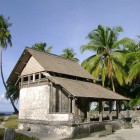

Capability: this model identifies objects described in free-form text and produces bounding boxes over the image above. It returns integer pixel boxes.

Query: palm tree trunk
[111,77,115,92]
[0,48,19,114]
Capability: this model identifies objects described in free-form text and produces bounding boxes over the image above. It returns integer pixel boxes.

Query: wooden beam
[14,71,20,75]
[20,61,27,65]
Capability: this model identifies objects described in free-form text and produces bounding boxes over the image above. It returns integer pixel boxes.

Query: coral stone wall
[19,85,50,121]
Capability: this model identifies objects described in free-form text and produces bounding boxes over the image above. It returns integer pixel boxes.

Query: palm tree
[125,50,140,83]
[5,83,19,103]
[61,48,79,62]
[0,15,18,113]
[32,42,53,53]
[81,25,131,92]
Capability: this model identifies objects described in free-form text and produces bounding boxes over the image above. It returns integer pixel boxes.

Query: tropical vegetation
[81,25,140,108]
[0,15,18,113]
[61,48,79,61]
[32,42,52,53]
[81,25,131,92]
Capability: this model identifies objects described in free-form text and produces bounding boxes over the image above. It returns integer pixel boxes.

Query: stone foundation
[18,120,124,138]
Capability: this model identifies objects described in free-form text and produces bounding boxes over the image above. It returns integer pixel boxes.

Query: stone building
[7,48,129,138]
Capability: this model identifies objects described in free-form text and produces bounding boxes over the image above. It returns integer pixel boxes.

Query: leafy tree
[61,48,79,62]
[0,15,18,113]
[81,25,131,92]
[32,42,52,53]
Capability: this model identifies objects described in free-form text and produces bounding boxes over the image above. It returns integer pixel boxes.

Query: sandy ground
[75,124,140,140]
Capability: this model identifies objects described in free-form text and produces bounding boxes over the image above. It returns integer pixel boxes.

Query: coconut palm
[5,83,19,103]
[61,48,79,62]
[0,15,18,113]
[32,42,53,53]
[125,50,140,83]
[81,25,131,92]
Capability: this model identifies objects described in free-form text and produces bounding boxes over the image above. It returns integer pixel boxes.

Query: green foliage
[0,15,12,48]
[61,48,79,62]
[81,25,130,91]
[31,42,52,53]
[16,133,39,140]
[0,116,4,124]
[5,83,19,102]
[129,99,140,109]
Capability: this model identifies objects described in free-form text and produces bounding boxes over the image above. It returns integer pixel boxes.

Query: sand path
[0,116,9,128]
[75,124,140,140]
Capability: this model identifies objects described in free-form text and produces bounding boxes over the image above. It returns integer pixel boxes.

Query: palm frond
[111,37,131,49]
[127,63,140,83]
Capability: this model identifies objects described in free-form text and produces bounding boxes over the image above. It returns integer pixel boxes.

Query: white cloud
[0,93,9,104]
[0,93,14,112]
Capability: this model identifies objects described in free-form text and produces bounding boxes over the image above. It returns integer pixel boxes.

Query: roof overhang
[46,76,130,101]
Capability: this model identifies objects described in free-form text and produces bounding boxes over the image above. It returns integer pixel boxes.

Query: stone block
[122,122,132,129]
[4,128,15,140]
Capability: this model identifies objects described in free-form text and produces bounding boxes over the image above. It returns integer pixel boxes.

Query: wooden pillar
[116,100,121,119]
[99,100,103,122]
[72,98,76,115]
[33,73,35,82]
[49,82,53,112]
[87,99,90,123]
[109,100,112,120]
[21,77,23,87]
[59,89,62,112]
[69,97,72,113]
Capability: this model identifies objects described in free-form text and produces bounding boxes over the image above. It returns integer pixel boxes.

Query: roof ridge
[25,47,78,63]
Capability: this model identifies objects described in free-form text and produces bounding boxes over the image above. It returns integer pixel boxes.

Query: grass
[0,116,4,124]
[0,128,5,140]
[4,115,18,129]
[16,133,39,140]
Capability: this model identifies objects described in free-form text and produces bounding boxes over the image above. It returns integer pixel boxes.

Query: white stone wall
[19,85,71,122]
[19,85,50,121]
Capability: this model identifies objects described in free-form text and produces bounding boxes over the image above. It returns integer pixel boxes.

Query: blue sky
[0,0,140,112]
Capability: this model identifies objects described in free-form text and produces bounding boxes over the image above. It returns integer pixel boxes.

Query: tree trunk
[111,77,115,92]
[0,48,19,114]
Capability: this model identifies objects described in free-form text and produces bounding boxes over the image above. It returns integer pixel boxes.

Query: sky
[0,0,140,112]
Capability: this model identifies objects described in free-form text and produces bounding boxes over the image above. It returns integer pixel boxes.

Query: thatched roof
[47,76,129,100]
[7,48,93,83]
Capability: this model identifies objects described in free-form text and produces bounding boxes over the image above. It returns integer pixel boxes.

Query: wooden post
[99,100,103,122]
[59,89,62,112]
[21,77,23,88]
[87,99,90,123]
[109,100,112,120]
[49,82,53,113]
[72,98,76,115]
[69,97,72,113]
[116,101,120,119]
[33,73,35,82]
[116,100,121,119]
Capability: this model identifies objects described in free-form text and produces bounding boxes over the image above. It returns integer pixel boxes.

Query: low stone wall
[89,110,140,119]
[18,120,124,138]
